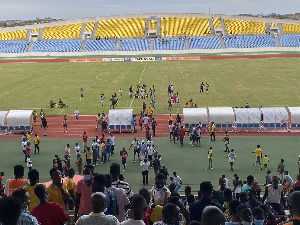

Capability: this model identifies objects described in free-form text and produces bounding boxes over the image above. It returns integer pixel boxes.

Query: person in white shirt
[226,149,236,171]
[74,108,79,123]
[140,159,150,186]
[119,89,123,98]
[172,172,182,194]
[151,173,171,205]
[75,192,120,225]
[283,171,294,193]
[75,143,81,156]
[121,195,147,225]
[22,140,27,162]
[129,138,140,163]
[109,134,116,155]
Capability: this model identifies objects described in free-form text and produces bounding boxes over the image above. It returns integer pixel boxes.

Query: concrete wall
[1,13,300,32]
[0,47,299,58]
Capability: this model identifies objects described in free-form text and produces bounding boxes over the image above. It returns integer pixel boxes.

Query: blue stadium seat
[189,37,221,49]
[8,126,14,130]
[121,125,126,129]
[269,124,275,128]
[154,38,185,50]
[25,126,30,130]
[32,40,82,52]
[279,35,300,47]
[216,124,221,128]
[236,124,242,128]
[109,125,115,129]
[119,39,150,51]
[263,123,269,128]
[0,41,29,53]
[275,123,281,128]
[115,125,120,129]
[254,124,260,128]
[248,124,254,128]
[202,124,207,128]
[281,123,286,128]
[228,124,232,128]
[84,39,116,51]
[20,126,25,130]
[14,126,20,131]
[184,124,189,128]
[242,124,247,128]
[222,124,227,128]
[224,35,276,48]
[0,126,6,131]
[126,125,131,129]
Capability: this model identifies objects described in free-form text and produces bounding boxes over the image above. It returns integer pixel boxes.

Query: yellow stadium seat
[282,23,300,33]
[85,22,95,32]
[224,19,266,35]
[0,30,27,40]
[42,23,84,39]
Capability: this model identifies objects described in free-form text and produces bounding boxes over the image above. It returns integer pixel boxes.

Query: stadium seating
[279,35,300,47]
[32,40,82,52]
[224,35,276,48]
[161,17,211,37]
[149,20,157,30]
[119,39,150,51]
[212,18,222,29]
[0,30,27,40]
[189,37,222,49]
[154,38,185,50]
[0,41,29,53]
[270,22,277,27]
[42,23,84,39]
[282,23,300,33]
[224,19,266,35]
[85,22,95,32]
[95,18,146,38]
[32,28,39,33]
[83,39,116,51]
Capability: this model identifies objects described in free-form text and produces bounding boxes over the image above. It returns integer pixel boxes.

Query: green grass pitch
[0,57,300,115]
[0,136,299,193]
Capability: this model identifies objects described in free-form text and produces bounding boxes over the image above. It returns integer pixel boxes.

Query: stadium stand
[270,22,278,27]
[85,22,95,32]
[189,37,222,49]
[161,17,211,37]
[282,23,300,33]
[154,38,185,50]
[212,18,222,29]
[279,35,300,47]
[224,19,266,35]
[32,28,39,33]
[42,23,84,39]
[149,20,157,30]
[224,35,276,48]
[32,40,82,52]
[95,18,146,38]
[0,30,27,40]
[119,39,150,51]
[0,41,29,53]
[83,39,116,51]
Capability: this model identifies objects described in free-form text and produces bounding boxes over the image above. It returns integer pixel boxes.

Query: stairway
[218,37,226,49]
[90,21,99,39]
[38,28,44,41]
[150,39,154,50]
[274,34,281,47]
[208,18,216,36]
[185,38,190,50]
[80,22,88,39]
[145,18,150,38]
[265,22,271,34]
[278,23,283,34]
[114,39,120,51]
[27,40,34,52]
[79,39,87,52]
[26,29,32,41]
[156,17,162,38]
[220,19,228,36]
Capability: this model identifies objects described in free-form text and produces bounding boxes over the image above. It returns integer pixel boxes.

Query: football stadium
[0,7,300,225]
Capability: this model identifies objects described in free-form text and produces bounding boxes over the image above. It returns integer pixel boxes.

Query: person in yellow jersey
[23,169,46,213]
[252,145,263,170]
[63,168,76,200]
[34,134,40,154]
[207,147,213,170]
[47,168,70,212]
[210,122,216,141]
[26,131,31,145]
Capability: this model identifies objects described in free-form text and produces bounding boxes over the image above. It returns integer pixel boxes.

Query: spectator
[105,174,130,222]
[201,206,226,225]
[47,168,69,212]
[75,166,93,221]
[154,203,181,225]
[285,191,300,225]
[252,207,265,225]
[258,204,278,225]
[140,159,150,186]
[240,207,253,225]
[172,172,182,194]
[262,176,284,215]
[121,194,147,225]
[75,192,120,225]
[246,189,260,210]
[293,174,300,187]
[241,175,254,193]
[226,200,242,224]
[223,189,233,221]
[189,181,222,222]
[5,165,28,196]
[167,196,190,225]
[151,173,171,206]
[23,169,45,213]
[11,189,39,225]
[139,188,152,225]
[31,184,68,225]
[92,174,118,216]
[0,196,22,225]
[63,168,76,200]
[215,178,226,206]
[110,163,134,200]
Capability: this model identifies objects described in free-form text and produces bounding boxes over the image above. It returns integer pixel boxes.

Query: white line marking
[130,62,148,108]
[58,109,64,115]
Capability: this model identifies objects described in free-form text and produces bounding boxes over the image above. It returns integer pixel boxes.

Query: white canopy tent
[208,107,235,124]
[183,108,208,124]
[0,111,8,126]
[6,110,32,127]
[260,107,288,123]
[234,108,261,124]
[108,109,133,126]
[288,107,300,124]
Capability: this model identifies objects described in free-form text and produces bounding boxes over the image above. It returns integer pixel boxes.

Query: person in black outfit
[41,117,47,136]
[152,118,157,137]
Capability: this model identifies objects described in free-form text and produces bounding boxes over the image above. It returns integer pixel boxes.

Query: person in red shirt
[82,131,88,151]
[31,184,68,225]
[179,126,185,147]
[293,174,300,187]
[25,142,31,162]
[100,134,106,144]
[139,116,144,131]
[172,93,177,104]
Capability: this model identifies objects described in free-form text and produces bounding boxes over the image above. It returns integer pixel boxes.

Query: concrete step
[79,39,87,52]
[278,23,283,34]
[38,28,44,41]
[145,18,150,38]
[208,18,216,36]
[27,40,34,52]
[218,37,226,49]
[150,39,154,50]
[80,22,88,39]
[220,19,228,36]
[114,39,120,51]
[274,34,281,47]
[185,38,190,50]
[91,21,99,39]
[157,17,162,38]
[26,29,32,41]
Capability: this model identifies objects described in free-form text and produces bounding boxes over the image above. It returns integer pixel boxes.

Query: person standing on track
[74,108,79,123]
[41,117,47,136]
[151,118,157,137]
[82,131,88,152]
[62,115,67,133]
[179,126,185,147]
[210,122,216,141]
